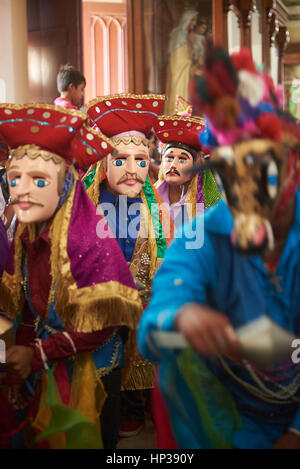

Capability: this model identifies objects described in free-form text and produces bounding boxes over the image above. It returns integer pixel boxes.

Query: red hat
[87,94,166,137]
[154,115,206,152]
[0,103,115,168]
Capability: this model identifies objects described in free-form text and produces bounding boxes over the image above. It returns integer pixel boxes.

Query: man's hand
[6,346,34,381]
[274,431,300,449]
[175,303,243,361]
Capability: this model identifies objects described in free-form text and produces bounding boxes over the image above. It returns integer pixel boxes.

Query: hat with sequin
[154,115,206,152]
[0,104,115,168]
[87,94,166,138]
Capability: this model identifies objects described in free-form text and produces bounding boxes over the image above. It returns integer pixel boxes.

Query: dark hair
[164,142,198,161]
[57,64,86,92]
[147,130,158,143]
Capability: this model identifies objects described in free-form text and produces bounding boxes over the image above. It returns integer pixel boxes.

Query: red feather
[208,62,237,96]
[256,113,282,142]
[231,48,257,74]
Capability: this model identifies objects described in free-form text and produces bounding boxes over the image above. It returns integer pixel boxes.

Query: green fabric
[35,368,103,449]
[203,170,221,208]
[83,169,168,259]
[177,347,242,449]
[142,176,167,259]
[83,166,97,190]
[289,86,298,119]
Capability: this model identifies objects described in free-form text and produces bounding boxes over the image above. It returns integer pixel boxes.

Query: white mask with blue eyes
[105,141,150,198]
[7,153,61,224]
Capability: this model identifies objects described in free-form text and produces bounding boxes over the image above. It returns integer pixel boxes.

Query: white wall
[0,0,29,103]
[227,9,240,54]
[251,9,262,67]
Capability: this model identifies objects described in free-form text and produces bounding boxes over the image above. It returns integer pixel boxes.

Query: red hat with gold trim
[87,94,166,137]
[154,115,206,152]
[0,103,115,168]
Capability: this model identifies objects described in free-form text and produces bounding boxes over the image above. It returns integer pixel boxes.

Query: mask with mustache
[117,172,146,185]
[11,195,44,206]
[7,154,60,224]
[162,147,194,186]
[165,168,181,177]
[105,142,150,199]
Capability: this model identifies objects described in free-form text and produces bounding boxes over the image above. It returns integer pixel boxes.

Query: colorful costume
[0,104,142,448]
[83,94,173,393]
[138,47,300,449]
[154,113,220,228]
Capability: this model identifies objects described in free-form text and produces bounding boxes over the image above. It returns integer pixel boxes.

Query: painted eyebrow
[113,154,149,158]
[8,166,51,178]
[164,151,191,158]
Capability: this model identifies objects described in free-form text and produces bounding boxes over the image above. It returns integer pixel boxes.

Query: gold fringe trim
[47,168,142,332]
[157,114,205,126]
[0,102,87,120]
[86,167,164,280]
[111,136,149,147]
[121,329,138,387]
[140,191,158,280]
[55,278,142,333]
[0,223,26,318]
[87,93,166,110]
[185,174,199,220]
[122,359,156,391]
[0,278,23,319]
[157,164,165,184]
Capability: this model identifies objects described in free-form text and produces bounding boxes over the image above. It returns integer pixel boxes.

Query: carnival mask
[162,146,194,186]
[7,151,63,224]
[105,141,150,198]
[200,139,288,254]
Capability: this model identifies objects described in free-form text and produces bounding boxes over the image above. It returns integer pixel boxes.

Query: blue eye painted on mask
[136,160,148,168]
[10,177,20,187]
[112,159,126,167]
[33,178,50,188]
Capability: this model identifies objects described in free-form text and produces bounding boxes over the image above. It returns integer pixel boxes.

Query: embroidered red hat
[154,115,206,152]
[0,104,115,168]
[86,94,166,137]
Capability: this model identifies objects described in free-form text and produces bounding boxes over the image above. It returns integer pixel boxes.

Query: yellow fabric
[84,164,170,390]
[0,224,26,319]
[123,358,156,391]
[31,371,67,449]
[165,43,192,115]
[70,352,106,428]
[185,174,199,220]
[48,166,142,332]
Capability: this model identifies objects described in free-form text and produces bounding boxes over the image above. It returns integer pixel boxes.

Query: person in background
[83,94,172,439]
[154,114,220,230]
[138,46,300,450]
[0,103,141,449]
[54,64,86,110]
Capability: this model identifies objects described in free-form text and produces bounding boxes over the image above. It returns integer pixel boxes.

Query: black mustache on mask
[165,168,180,176]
